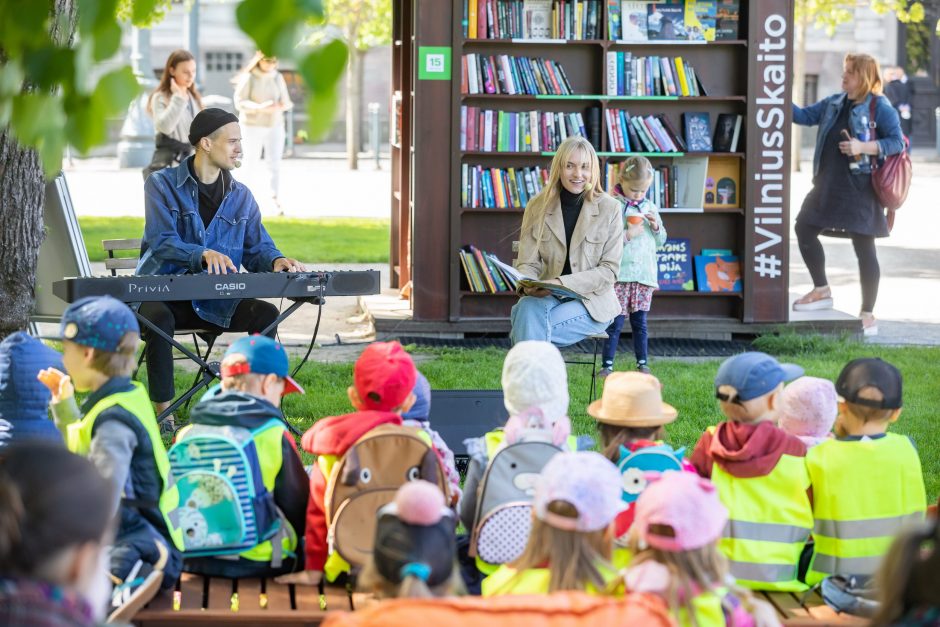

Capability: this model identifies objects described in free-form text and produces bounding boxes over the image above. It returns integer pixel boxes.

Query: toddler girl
[601,156,668,376]
[625,471,781,627]
[777,376,837,448]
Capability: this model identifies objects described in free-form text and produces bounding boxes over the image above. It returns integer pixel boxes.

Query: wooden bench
[758,590,866,626]
[135,574,362,626]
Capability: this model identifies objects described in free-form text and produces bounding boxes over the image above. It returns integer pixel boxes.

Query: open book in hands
[485,253,587,300]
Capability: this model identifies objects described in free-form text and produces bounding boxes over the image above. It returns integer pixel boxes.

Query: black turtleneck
[559,187,584,276]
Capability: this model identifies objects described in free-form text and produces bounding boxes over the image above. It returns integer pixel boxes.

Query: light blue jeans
[510,295,611,346]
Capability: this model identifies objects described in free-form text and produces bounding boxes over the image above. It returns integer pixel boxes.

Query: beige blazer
[516,192,624,323]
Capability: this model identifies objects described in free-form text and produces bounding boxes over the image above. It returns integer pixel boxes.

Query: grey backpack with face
[469,440,562,565]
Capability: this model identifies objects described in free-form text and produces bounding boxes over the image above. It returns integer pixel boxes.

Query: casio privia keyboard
[53,270,380,303]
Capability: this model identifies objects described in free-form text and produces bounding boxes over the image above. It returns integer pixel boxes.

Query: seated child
[402,372,462,505]
[277,341,418,586]
[459,340,579,532]
[624,472,781,627]
[358,480,462,600]
[37,296,182,607]
[181,335,310,578]
[871,516,940,626]
[805,358,927,586]
[690,351,812,591]
[777,376,837,448]
[482,451,624,596]
[588,371,693,544]
[0,332,65,448]
[0,443,115,626]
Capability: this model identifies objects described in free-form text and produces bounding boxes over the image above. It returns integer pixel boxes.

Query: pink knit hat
[633,472,728,552]
[778,376,837,447]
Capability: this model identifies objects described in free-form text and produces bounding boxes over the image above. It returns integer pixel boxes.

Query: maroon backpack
[869,97,912,230]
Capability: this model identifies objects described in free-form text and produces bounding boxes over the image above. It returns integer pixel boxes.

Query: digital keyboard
[53,270,381,304]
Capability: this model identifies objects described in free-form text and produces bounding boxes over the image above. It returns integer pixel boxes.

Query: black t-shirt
[559,188,583,276]
[188,159,227,228]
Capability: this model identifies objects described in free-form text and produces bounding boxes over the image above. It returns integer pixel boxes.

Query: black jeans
[138,299,279,403]
[601,310,649,367]
[795,222,880,313]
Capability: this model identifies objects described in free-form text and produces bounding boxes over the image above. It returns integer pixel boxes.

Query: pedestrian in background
[884,65,914,147]
[144,49,203,179]
[234,52,294,213]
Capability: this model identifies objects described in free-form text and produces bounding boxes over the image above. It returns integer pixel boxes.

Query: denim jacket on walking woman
[792,92,905,178]
[136,155,284,327]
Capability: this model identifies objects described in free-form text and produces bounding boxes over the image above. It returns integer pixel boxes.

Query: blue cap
[0,332,65,447]
[222,335,304,395]
[714,352,803,403]
[60,296,139,352]
[402,372,430,421]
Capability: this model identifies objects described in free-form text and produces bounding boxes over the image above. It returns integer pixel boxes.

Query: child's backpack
[469,439,562,565]
[324,424,449,569]
[164,420,283,558]
[618,443,686,504]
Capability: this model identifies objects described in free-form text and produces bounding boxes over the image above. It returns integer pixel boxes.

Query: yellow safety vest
[675,587,731,627]
[320,427,435,582]
[481,563,623,597]
[805,433,926,584]
[175,420,297,564]
[709,428,812,591]
[474,429,579,575]
[67,383,184,551]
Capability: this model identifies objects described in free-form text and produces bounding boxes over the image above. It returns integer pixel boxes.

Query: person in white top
[144,49,203,178]
[233,52,294,211]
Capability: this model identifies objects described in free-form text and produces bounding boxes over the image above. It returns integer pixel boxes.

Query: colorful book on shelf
[670,156,708,208]
[657,238,695,291]
[621,1,651,41]
[647,2,687,40]
[682,111,712,152]
[703,156,740,209]
[607,0,621,39]
[715,0,740,39]
[685,0,717,41]
[694,254,741,292]
[712,113,742,152]
[701,248,732,256]
[523,0,553,37]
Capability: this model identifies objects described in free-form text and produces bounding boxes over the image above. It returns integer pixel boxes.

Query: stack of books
[604,110,687,153]
[605,53,704,97]
[462,164,549,208]
[606,156,708,209]
[607,0,740,42]
[461,106,589,152]
[466,0,603,40]
[460,245,520,293]
[462,54,573,95]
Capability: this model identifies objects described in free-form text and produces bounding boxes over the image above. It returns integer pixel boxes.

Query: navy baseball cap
[222,336,304,395]
[60,296,139,352]
[715,351,804,403]
[836,358,902,409]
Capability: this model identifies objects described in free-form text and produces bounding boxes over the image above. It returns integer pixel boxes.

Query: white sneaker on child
[107,541,168,623]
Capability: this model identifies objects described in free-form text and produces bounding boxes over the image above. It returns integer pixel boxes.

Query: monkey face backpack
[324,425,449,569]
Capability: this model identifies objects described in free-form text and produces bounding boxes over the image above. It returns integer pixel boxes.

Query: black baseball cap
[836,358,902,410]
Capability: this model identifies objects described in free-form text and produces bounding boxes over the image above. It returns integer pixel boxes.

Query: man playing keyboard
[137,108,305,430]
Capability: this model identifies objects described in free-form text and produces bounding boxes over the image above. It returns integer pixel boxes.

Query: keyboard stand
[138,294,325,427]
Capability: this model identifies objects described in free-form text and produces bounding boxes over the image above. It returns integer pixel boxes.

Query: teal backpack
[165,420,283,559]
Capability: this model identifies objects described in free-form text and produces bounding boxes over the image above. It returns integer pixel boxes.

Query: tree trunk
[346,48,364,170]
[0,0,78,339]
[792,17,808,173]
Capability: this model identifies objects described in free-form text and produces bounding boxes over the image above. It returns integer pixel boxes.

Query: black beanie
[188,108,240,146]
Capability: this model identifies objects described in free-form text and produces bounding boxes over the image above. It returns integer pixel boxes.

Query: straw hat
[587,372,677,427]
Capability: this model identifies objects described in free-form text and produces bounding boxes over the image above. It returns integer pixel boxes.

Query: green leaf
[297,0,325,18]
[65,95,106,153]
[0,0,48,49]
[299,39,348,92]
[236,0,290,55]
[11,93,66,146]
[0,60,25,97]
[22,48,76,92]
[305,88,339,143]
[132,0,160,24]
[93,21,123,61]
[93,66,141,115]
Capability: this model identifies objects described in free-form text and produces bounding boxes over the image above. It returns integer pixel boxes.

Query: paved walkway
[60,150,940,350]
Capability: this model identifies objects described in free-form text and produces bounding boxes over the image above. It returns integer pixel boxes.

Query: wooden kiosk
[388,0,798,335]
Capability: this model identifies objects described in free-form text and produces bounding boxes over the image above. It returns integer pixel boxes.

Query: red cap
[353,342,416,411]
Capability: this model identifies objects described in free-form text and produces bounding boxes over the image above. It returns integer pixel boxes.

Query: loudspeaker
[427,390,508,475]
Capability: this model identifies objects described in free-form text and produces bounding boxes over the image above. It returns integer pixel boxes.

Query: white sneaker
[861,314,878,336]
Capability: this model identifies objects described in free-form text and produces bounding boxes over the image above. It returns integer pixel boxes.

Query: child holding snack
[600,156,667,376]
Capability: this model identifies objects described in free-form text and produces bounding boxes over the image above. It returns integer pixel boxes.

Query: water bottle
[859,115,871,169]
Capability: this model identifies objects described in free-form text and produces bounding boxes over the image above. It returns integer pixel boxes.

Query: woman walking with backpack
[791,53,905,336]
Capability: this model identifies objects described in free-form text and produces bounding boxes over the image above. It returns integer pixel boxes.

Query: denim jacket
[792,92,905,178]
[137,156,283,327]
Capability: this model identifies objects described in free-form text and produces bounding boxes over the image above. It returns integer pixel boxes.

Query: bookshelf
[398,0,794,326]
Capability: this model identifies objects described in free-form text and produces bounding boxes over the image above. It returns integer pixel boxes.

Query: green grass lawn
[79,216,390,264]
[159,337,940,502]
